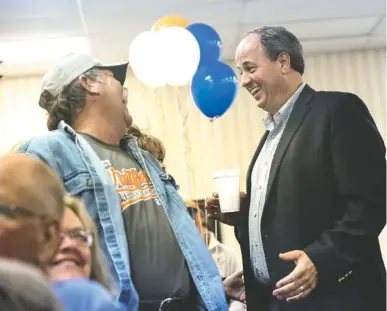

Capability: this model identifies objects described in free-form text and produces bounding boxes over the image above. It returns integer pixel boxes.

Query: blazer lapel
[265,84,315,202]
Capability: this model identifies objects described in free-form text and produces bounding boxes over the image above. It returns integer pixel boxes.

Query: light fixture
[0,36,91,64]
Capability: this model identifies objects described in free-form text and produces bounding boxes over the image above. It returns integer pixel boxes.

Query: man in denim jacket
[18,53,227,311]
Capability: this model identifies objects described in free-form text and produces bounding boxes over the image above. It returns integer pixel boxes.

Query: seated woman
[126,125,166,172]
[49,196,126,311]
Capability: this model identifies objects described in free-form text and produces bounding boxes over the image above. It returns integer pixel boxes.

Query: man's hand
[205,192,246,226]
[223,270,246,302]
[272,250,318,303]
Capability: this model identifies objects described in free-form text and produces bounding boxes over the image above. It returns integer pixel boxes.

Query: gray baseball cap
[39,53,129,110]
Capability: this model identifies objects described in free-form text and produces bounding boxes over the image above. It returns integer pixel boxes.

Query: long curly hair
[126,125,166,162]
[46,69,99,131]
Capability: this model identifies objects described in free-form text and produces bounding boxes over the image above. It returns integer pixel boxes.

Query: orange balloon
[152,15,190,31]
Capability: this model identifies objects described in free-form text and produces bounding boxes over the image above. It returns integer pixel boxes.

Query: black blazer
[237,85,386,311]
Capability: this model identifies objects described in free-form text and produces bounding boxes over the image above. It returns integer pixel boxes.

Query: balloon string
[176,87,193,202]
[213,118,221,241]
[204,116,221,242]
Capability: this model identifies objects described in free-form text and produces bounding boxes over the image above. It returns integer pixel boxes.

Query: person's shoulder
[211,240,240,264]
[312,90,366,110]
[308,89,370,120]
[18,130,72,153]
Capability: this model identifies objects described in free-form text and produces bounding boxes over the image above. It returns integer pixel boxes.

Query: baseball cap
[39,53,129,110]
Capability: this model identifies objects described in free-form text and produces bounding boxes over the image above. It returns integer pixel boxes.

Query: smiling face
[235,33,295,114]
[47,208,91,281]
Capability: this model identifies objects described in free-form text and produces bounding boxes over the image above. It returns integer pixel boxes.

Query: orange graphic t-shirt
[105,164,161,211]
[81,134,191,300]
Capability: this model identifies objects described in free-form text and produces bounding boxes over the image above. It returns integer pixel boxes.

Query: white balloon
[128,31,166,88]
[158,27,200,87]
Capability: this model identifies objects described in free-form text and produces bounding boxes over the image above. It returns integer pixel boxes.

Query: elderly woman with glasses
[48,196,112,289]
[49,196,127,311]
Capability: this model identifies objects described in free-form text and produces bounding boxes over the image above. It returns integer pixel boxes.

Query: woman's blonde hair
[126,125,166,162]
[63,196,113,291]
[185,200,205,241]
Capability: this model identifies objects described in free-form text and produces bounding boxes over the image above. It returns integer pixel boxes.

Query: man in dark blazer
[207,26,386,311]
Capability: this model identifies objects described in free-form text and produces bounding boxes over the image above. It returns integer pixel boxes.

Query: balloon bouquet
[129,16,238,223]
[129,15,238,119]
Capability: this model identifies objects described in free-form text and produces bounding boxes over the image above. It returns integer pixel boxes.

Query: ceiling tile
[2,0,385,71]
[199,0,242,2]
[243,0,385,24]
[0,0,78,19]
[84,0,242,62]
[82,0,244,27]
[0,0,83,40]
[373,17,386,35]
[240,16,380,40]
[0,18,83,41]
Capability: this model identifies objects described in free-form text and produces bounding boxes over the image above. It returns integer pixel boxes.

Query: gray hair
[46,68,99,131]
[0,259,62,311]
[247,26,305,75]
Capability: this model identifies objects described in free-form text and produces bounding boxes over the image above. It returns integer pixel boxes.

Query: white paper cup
[213,169,240,213]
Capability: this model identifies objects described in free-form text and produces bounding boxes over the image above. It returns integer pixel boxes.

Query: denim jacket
[18,121,227,311]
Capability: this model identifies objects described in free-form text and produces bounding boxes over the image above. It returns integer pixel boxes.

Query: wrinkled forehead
[235,34,262,64]
[0,181,47,216]
[0,155,63,217]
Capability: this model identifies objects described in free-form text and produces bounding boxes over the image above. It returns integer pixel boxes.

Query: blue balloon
[191,61,238,119]
[186,23,222,64]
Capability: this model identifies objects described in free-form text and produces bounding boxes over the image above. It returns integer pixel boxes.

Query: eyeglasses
[61,228,93,248]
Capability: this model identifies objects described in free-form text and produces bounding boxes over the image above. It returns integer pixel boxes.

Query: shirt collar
[263,82,306,131]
